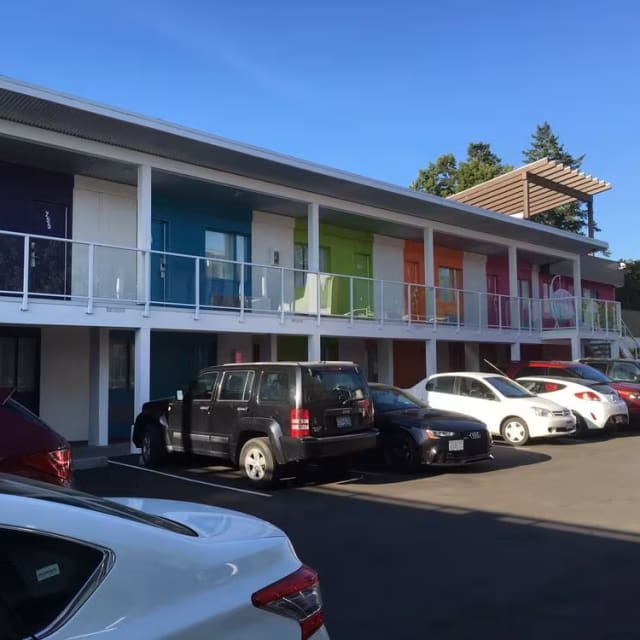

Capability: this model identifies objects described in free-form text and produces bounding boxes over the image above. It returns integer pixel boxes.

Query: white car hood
[110,497,286,541]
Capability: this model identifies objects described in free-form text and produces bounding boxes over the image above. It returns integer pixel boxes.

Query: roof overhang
[0,76,608,256]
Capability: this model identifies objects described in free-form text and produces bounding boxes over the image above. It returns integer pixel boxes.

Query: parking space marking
[107,460,272,498]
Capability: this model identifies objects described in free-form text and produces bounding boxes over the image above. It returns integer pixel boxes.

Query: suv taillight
[19,448,72,486]
[357,398,373,420]
[252,564,324,639]
[290,408,310,438]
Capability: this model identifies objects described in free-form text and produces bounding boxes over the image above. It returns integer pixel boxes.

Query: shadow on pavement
[76,462,640,640]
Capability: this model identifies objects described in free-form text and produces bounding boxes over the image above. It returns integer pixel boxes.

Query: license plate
[448,439,464,451]
[336,415,352,428]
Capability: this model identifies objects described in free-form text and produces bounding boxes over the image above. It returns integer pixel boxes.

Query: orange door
[434,247,464,323]
[403,240,426,321]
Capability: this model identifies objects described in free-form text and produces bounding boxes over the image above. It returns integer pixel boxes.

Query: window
[258,371,290,403]
[485,376,533,398]
[563,365,610,383]
[219,371,254,401]
[302,366,367,403]
[438,267,461,302]
[205,231,249,280]
[191,371,218,400]
[0,528,109,639]
[425,376,455,394]
[459,377,496,400]
[518,279,531,299]
[611,362,640,382]
[294,244,330,288]
[371,386,425,412]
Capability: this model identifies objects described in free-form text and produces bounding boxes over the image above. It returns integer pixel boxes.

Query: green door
[353,253,372,316]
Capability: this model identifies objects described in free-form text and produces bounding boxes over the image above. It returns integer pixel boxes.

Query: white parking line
[107,460,272,498]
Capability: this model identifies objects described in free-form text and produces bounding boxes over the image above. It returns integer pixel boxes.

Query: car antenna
[483,359,509,378]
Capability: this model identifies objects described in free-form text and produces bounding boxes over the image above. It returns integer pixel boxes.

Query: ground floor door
[0,328,40,412]
[108,331,135,441]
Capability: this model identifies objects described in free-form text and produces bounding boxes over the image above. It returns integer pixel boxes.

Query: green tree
[522,122,595,235]
[411,142,509,196]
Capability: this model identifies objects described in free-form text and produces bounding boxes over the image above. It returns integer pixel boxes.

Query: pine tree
[523,122,594,235]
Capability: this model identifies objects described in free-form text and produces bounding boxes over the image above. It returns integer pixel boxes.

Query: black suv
[579,358,640,383]
[132,361,377,486]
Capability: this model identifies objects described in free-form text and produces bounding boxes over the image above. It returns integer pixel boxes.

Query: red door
[404,260,425,321]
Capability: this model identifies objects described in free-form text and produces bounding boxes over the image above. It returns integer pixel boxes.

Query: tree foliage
[616,260,640,311]
[411,142,510,196]
[410,123,598,237]
[522,121,594,235]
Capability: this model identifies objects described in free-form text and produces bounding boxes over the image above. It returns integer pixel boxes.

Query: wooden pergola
[448,158,611,238]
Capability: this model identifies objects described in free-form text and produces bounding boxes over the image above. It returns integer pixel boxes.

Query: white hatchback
[516,376,628,434]
[0,475,329,640]
[422,372,576,446]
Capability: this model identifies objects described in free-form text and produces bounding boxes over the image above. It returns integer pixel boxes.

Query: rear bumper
[280,430,379,462]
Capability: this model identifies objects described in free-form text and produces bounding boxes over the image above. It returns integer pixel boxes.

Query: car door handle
[199,406,209,411]
[237,406,249,412]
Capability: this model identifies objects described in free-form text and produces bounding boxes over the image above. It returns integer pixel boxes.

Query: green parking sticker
[36,563,61,582]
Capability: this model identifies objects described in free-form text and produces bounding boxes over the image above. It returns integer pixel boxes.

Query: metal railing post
[316,273,321,326]
[407,284,412,327]
[280,267,285,324]
[21,235,30,311]
[239,262,245,322]
[455,289,460,330]
[194,257,200,320]
[379,281,384,326]
[86,243,95,314]
[143,250,151,317]
[528,298,532,333]
[498,295,503,332]
[349,277,354,326]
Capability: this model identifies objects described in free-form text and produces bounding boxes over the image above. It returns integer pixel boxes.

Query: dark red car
[0,389,72,486]
[512,361,640,422]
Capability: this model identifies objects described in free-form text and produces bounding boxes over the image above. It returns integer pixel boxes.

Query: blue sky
[1,0,638,258]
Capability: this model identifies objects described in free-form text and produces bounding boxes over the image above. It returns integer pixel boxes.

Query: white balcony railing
[0,230,621,336]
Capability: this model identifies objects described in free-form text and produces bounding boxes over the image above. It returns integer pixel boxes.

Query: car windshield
[371,386,426,412]
[566,364,611,383]
[486,376,534,398]
[0,475,197,536]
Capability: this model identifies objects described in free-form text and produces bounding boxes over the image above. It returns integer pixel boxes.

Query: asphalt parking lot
[76,432,640,640]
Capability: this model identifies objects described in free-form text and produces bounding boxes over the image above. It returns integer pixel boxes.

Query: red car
[511,361,640,422]
[0,388,72,486]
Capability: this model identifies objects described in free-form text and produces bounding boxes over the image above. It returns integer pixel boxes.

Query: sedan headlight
[531,406,551,417]
[426,429,456,439]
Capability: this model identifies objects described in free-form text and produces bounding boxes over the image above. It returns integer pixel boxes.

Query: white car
[421,372,576,446]
[0,475,329,640]
[516,376,628,434]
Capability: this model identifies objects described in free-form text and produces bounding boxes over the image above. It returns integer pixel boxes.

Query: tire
[384,432,421,472]
[240,437,277,487]
[501,417,530,446]
[141,425,167,467]
[573,413,589,438]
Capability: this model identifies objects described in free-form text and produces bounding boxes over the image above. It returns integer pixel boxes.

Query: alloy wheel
[244,447,267,480]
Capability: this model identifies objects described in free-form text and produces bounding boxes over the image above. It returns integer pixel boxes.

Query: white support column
[377,339,394,384]
[508,246,519,361]
[88,328,110,446]
[132,327,151,453]
[269,334,278,362]
[307,202,320,272]
[137,165,152,303]
[424,227,435,320]
[425,339,437,377]
[570,334,581,360]
[308,334,321,361]
[572,257,582,330]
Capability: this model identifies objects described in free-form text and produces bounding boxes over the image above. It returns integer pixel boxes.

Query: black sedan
[369,383,493,471]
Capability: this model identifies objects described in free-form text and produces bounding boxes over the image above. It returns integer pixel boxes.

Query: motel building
[0,77,625,447]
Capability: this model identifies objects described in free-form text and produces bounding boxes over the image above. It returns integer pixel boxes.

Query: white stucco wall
[40,327,91,442]
[72,176,138,301]
[463,252,488,328]
[373,235,404,320]
[250,211,295,312]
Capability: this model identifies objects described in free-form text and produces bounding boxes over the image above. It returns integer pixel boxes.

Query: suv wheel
[501,417,530,446]
[240,437,277,487]
[141,425,167,466]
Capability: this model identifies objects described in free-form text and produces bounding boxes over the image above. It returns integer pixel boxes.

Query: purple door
[29,202,70,297]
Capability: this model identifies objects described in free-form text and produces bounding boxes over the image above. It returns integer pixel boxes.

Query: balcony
[0,230,621,339]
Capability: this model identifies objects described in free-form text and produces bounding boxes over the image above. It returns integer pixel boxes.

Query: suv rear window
[302,366,367,403]
[0,527,109,639]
